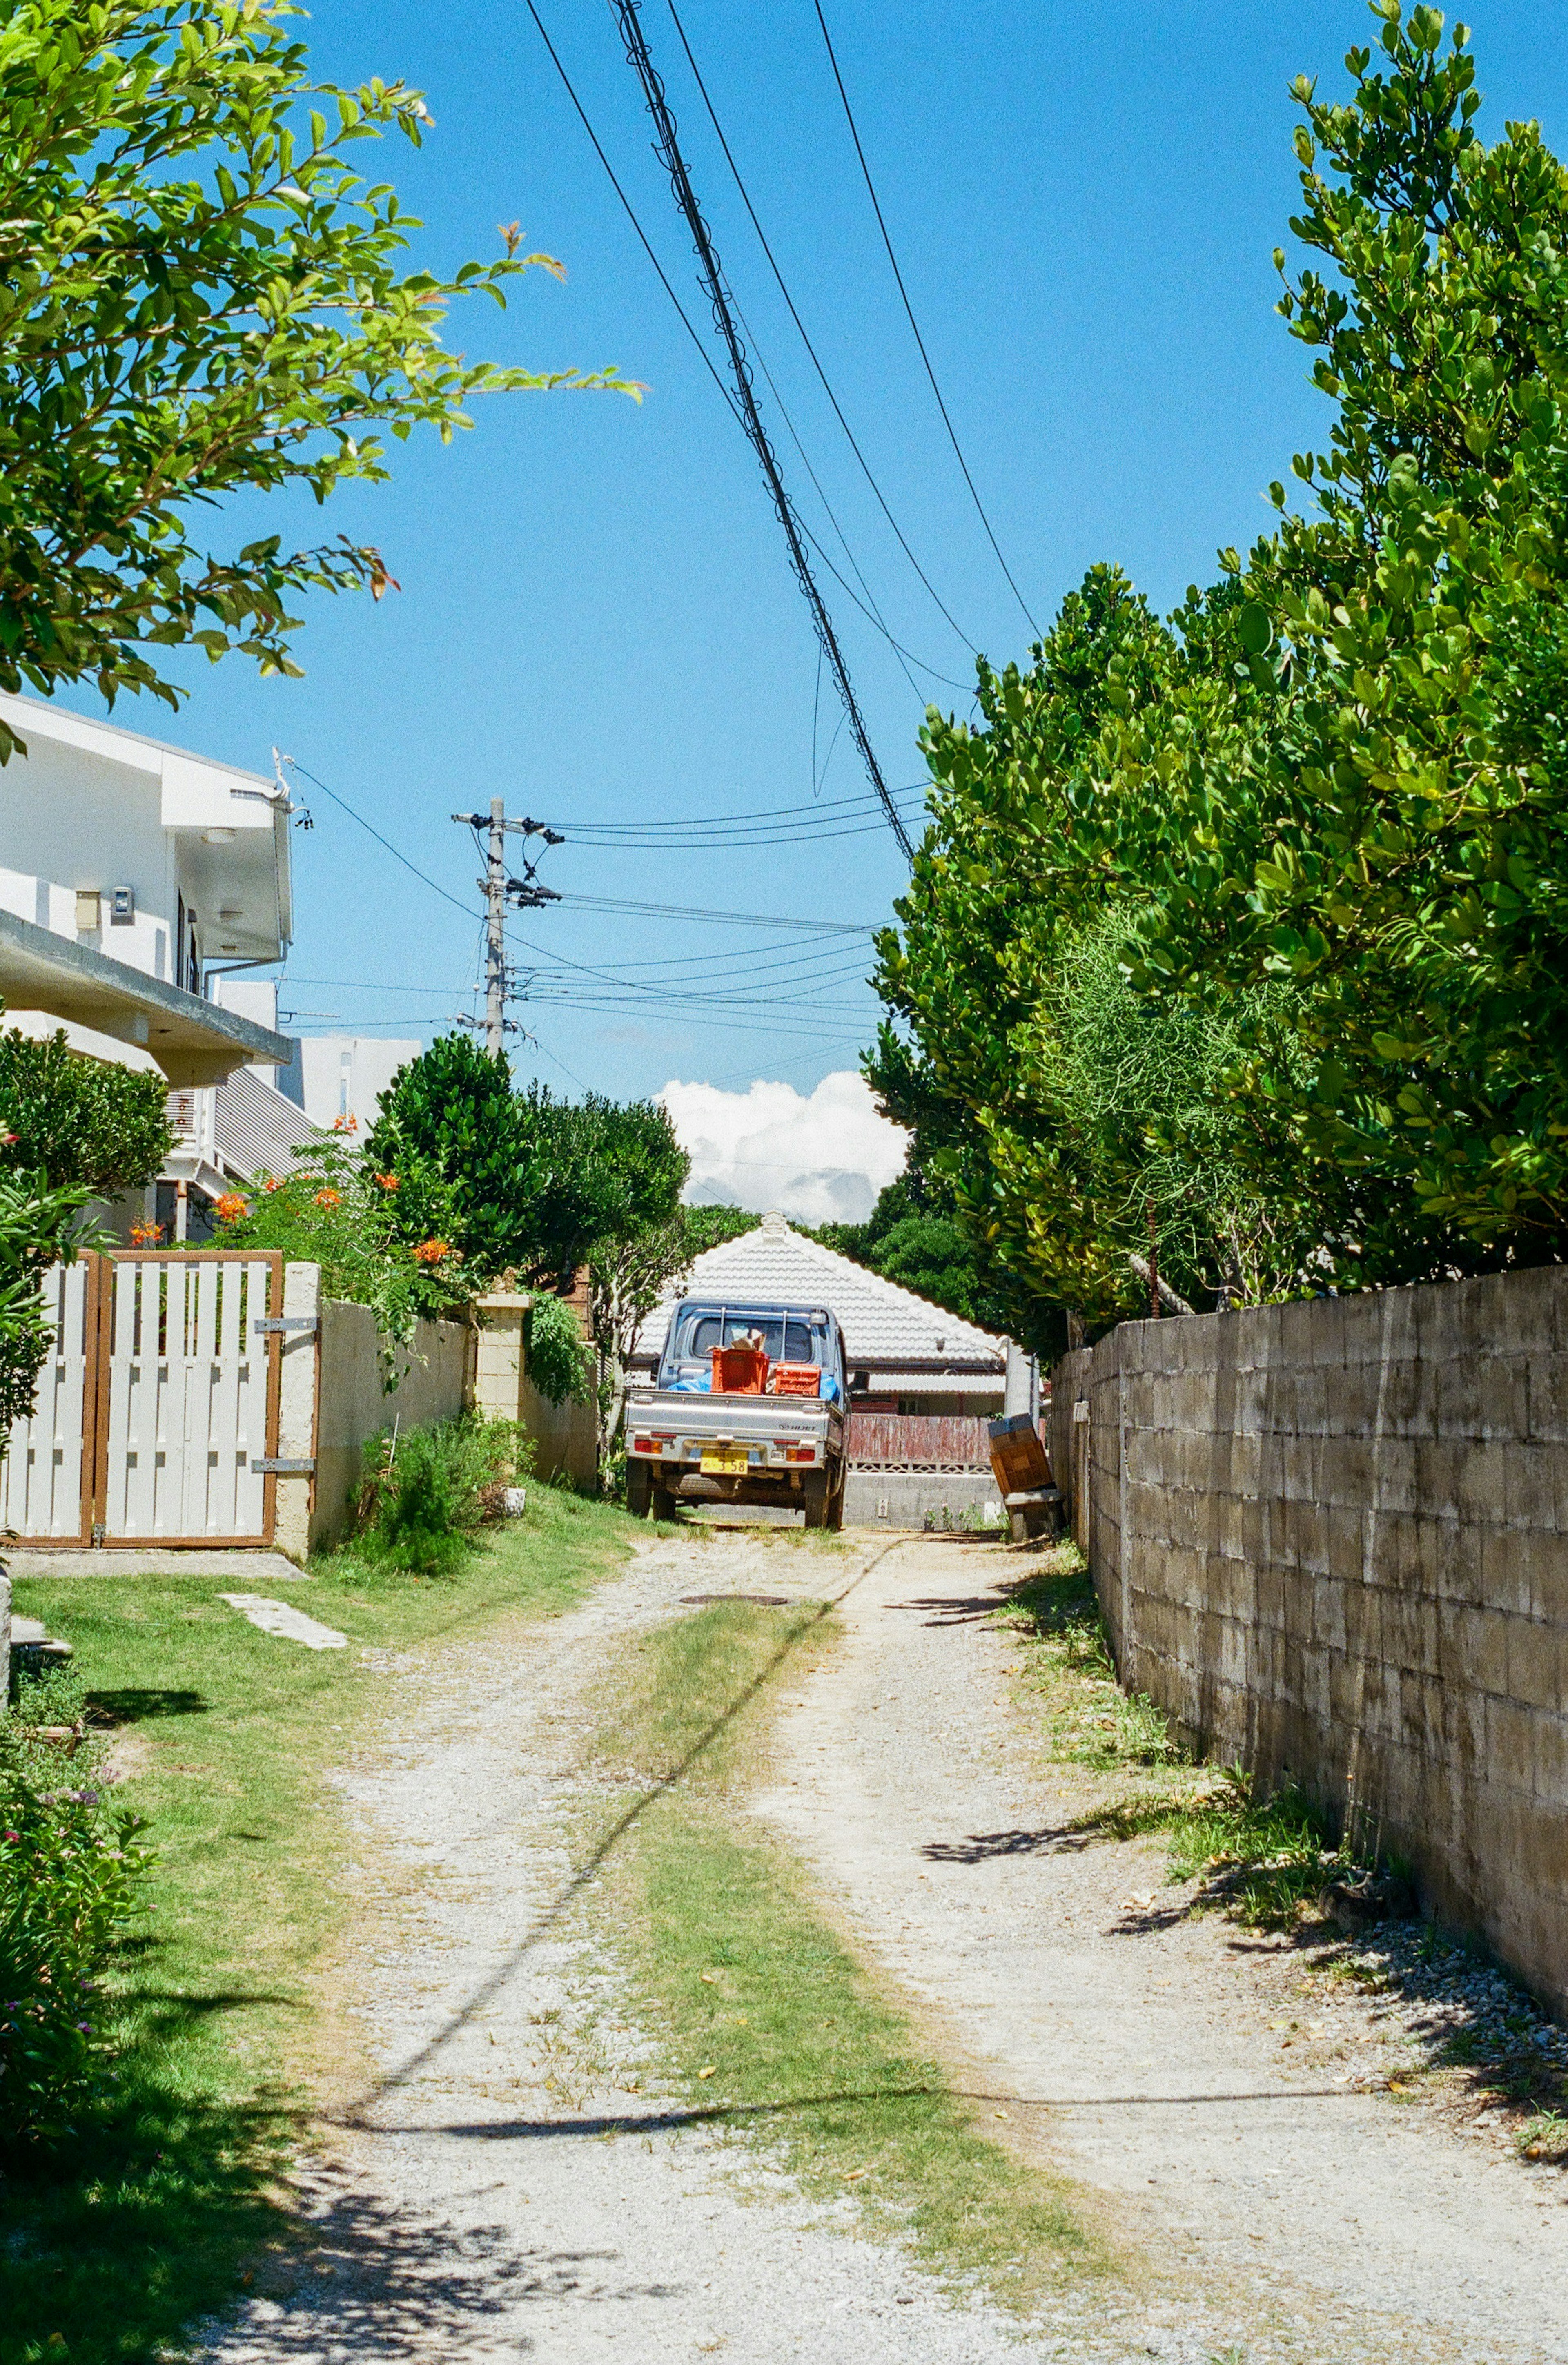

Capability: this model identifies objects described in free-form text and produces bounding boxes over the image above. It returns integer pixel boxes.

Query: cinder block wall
[273,1262,474,1557]
[1053,1270,1568,2019]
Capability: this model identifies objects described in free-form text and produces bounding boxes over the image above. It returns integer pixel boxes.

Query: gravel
[194,1525,1568,2364]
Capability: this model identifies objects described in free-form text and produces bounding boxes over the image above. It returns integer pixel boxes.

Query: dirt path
[760,1536,1568,2362]
[198,1531,1066,2365]
[196,1525,1568,2364]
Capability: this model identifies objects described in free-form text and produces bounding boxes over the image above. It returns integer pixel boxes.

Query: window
[674,1309,820,1366]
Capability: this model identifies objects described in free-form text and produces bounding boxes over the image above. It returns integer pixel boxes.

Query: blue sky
[49,2,1568,1125]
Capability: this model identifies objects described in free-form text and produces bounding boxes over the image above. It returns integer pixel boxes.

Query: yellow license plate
[701,1446,751,1474]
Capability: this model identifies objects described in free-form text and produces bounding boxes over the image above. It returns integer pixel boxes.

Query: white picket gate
[0,1260,96,1540]
[1,1252,285,1546]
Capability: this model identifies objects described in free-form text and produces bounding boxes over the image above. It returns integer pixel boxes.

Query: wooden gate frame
[62,1249,285,1549]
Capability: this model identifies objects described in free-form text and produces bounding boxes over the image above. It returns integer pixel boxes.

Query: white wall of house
[0,692,291,995]
[297,1035,421,1130]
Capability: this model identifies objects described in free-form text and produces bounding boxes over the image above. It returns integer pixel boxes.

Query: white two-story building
[0,691,330,1233]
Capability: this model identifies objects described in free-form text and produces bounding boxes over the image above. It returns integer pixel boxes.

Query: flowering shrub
[0,1691,150,2152]
[128,1219,163,1246]
[215,1141,473,1351]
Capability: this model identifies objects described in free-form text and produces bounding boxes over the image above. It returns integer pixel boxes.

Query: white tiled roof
[632,1209,1008,1374]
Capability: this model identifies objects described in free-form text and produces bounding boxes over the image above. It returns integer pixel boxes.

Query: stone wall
[1053,1269,1568,2019]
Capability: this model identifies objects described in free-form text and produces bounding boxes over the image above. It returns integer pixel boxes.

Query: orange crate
[712,1344,768,1394]
[768,1362,822,1398]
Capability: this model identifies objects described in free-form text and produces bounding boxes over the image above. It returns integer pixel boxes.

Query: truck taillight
[631,1434,654,1454]
[781,1444,815,1463]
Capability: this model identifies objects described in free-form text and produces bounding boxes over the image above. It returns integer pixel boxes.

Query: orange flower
[330,1113,359,1133]
[214,1193,248,1222]
[129,1220,163,1246]
[264,1177,283,1193]
[376,1172,399,1193]
[314,1188,342,1209]
[412,1237,451,1264]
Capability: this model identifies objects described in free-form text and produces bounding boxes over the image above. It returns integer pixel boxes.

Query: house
[629,1210,1024,1527]
[291,1034,422,1132]
[0,691,327,1235]
[630,1209,1010,1414]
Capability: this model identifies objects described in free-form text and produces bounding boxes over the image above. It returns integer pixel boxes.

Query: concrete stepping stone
[219,1594,347,1651]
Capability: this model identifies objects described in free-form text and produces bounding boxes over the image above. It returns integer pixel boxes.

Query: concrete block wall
[472,1291,597,1490]
[274,1262,474,1557]
[1054,1269,1568,2019]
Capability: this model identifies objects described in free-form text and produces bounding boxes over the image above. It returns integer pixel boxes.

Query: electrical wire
[283,759,480,918]
[550,782,925,834]
[663,0,976,653]
[811,0,1040,637]
[551,891,877,932]
[611,0,912,856]
[523,0,969,698]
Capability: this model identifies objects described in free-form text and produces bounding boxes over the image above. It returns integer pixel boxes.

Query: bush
[0,1673,150,2153]
[525,1293,594,1406]
[351,1414,532,1575]
[215,1141,472,1354]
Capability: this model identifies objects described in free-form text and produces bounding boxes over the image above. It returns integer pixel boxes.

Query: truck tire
[802,1471,830,1529]
[626,1461,653,1519]
[826,1465,846,1531]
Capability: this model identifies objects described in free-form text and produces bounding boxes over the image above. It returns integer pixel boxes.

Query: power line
[662,0,975,654]
[552,890,877,932]
[522,0,968,698]
[608,0,913,860]
[550,782,924,831]
[811,0,1040,638]
[281,758,480,918]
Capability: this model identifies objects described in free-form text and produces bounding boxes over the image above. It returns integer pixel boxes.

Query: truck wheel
[626,1461,653,1519]
[826,1467,846,1531]
[801,1471,830,1529]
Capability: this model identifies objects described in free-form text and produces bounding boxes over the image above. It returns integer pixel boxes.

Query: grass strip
[997,1547,1374,1927]
[1,1485,633,2365]
[591,1596,1100,2313]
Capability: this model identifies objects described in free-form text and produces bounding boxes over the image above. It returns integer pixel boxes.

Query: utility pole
[450,805,564,1054]
[483,796,506,1056]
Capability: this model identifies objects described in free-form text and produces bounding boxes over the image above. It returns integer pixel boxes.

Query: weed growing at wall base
[996,1548,1381,1928]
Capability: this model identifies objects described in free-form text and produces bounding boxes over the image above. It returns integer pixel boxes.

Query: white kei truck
[624,1296,849,1527]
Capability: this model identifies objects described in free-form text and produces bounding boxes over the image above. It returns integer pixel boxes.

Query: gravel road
[196,1525,1567,2364]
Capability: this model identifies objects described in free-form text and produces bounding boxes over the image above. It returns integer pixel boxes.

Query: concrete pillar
[273,1261,321,1564]
[1004,1339,1034,1418]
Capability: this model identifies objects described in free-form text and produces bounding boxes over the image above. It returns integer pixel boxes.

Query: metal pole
[486,796,506,1057]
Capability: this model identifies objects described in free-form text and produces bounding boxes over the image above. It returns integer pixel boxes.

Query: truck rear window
[680,1311,817,1364]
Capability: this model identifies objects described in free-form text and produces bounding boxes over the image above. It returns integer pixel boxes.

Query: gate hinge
[253,1317,318,1335]
[252,1456,316,1475]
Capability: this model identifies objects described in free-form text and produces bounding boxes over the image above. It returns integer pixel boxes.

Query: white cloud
[660,1071,909,1226]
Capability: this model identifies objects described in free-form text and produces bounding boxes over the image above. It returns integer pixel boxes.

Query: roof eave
[0,908,292,1086]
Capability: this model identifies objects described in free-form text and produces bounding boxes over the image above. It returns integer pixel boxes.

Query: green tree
[0,0,631,754]
[366,1036,525,1282]
[580,1103,690,1469]
[0,1170,98,1426]
[0,1026,172,1194]
[876,4,1568,1314]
